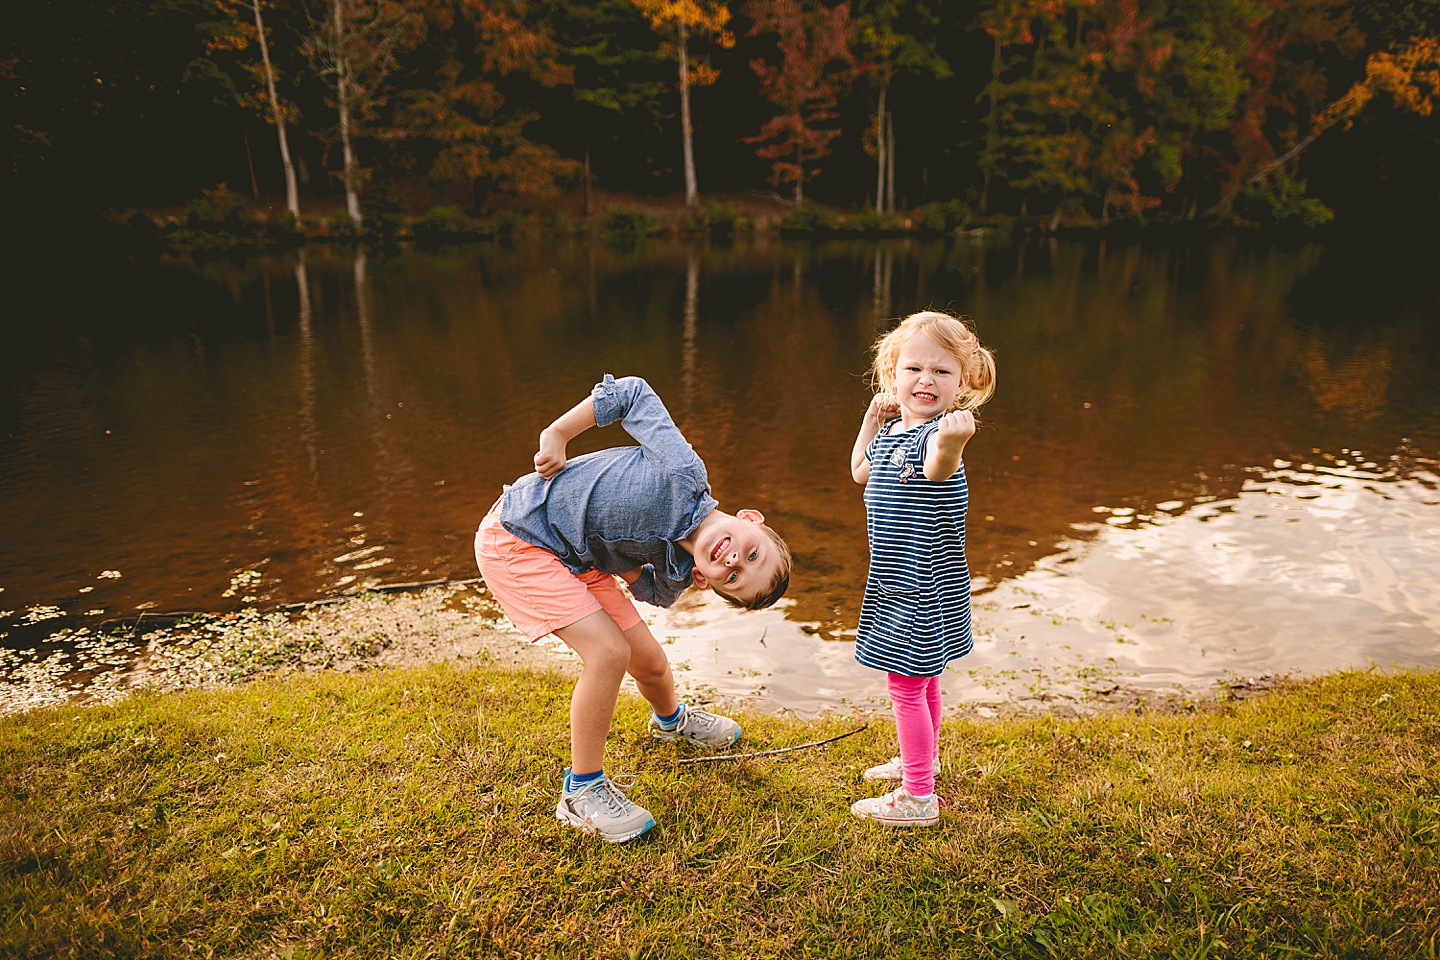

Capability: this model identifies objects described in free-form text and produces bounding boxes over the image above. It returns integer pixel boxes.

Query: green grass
[2,665,1438,958]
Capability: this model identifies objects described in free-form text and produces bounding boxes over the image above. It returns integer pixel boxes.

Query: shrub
[487,209,526,239]
[363,194,405,240]
[841,209,907,234]
[259,212,305,248]
[411,206,486,243]
[182,184,250,231]
[1235,171,1335,229]
[777,206,838,234]
[326,211,362,241]
[704,202,747,238]
[915,199,973,235]
[601,207,658,239]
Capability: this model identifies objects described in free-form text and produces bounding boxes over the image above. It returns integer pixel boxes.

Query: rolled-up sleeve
[626,563,688,608]
[591,374,701,471]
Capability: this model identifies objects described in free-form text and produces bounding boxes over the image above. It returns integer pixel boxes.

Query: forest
[5,0,1440,236]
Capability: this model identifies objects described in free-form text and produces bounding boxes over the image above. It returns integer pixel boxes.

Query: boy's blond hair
[870,311,997,411]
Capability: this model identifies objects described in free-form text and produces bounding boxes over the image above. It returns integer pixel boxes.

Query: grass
[2,664,1437,959]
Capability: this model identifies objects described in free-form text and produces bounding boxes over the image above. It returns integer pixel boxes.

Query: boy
[474,374,792,842]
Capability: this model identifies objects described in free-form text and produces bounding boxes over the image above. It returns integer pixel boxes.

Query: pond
[3,234,1438,713]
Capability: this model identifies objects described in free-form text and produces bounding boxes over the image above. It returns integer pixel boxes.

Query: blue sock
[654,704,684,729]
[565,768,603,794]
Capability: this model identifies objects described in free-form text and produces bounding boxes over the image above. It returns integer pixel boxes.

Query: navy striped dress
[855,417,973,677]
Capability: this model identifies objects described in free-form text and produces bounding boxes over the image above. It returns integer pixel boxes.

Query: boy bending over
[475,375,791,842]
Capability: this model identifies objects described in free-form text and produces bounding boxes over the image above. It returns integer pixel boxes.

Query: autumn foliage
[4,0,1439,225]
[744,0,856,205]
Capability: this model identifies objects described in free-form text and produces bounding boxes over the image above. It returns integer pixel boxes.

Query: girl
[848,311,996,827]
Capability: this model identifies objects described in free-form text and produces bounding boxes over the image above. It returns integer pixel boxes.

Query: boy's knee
[627,646,670,683]
[591,634,631,672]
[560,615,633,672]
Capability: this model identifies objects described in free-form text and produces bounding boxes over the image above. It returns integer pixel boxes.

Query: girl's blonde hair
[870,311,997,411]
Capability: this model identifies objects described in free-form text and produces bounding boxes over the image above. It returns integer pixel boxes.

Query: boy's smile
[681,508,777,600]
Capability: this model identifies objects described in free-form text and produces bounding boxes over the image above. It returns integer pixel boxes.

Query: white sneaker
[649,704,741,748]
[862,755,941,781]
[851,787,944,828]
[555,771,655,843]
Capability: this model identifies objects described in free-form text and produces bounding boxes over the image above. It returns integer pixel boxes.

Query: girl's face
[892,332,963,427]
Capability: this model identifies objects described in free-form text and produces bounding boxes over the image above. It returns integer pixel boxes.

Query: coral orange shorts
[473,503,643,642]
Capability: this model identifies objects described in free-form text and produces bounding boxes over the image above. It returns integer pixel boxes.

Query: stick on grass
[677,724,869,764]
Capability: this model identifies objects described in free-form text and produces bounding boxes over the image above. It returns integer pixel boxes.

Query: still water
[3,236,1438,712]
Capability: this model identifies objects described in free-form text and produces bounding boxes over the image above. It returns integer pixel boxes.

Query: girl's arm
[534,395,599,479]
[923,410,976,482]
[851,393,900,484]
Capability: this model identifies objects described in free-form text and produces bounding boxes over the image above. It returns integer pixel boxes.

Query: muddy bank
[1,583,1279,720]
[0,585,569,716]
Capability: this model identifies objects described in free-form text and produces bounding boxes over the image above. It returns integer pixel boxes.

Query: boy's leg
[619,619,679,719]
[553,610,632,776]
[583,574,738,748]
[622,619,742,749]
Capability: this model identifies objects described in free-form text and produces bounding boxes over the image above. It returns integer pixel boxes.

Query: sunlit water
[3,235,1438,713]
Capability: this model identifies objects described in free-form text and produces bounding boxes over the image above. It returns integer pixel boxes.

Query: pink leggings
[888,673,943,796]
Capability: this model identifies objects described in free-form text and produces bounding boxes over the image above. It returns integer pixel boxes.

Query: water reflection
[2,236,1438,709]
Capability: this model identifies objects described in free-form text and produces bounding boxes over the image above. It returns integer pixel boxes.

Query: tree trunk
[252,0,299,217]
[1204,127,1324,219]
[678,20,699,212]
[874,83,887,214]
[244,130,260,199]
[794,137,804,206]
[333,0,362,226]
[981,34,1002,215]
[583,149,593,218]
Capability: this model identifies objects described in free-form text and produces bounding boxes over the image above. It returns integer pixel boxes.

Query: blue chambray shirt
[498,375,719,608]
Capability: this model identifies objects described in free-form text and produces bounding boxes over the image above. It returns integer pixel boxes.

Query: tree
[389,1,576,206]
[744,0,856,206]
[200,0,304,216]
[852,0,949,212]
[977,0,1105,217]
[1197,0,1361,217]
[1209,35,1440,216]
[631,0,736,211]
[302,0,419,225]
[545,0,670,214]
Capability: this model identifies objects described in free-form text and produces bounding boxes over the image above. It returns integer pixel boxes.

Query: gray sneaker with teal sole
[555,771,655,843]
[649,704,742,748]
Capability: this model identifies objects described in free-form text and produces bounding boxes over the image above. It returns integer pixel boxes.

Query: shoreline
[0,584,1279,720]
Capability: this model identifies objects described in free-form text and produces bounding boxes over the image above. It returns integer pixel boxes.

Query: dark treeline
[5,0,1440,234]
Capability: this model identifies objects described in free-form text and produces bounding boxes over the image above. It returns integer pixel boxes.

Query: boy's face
[689,509,781,602]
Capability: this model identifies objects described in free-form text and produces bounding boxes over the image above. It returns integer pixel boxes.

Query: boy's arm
[922,410,976,482]
[851,393,899,484]
[533,395,600,479]
[592,375,700,470]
